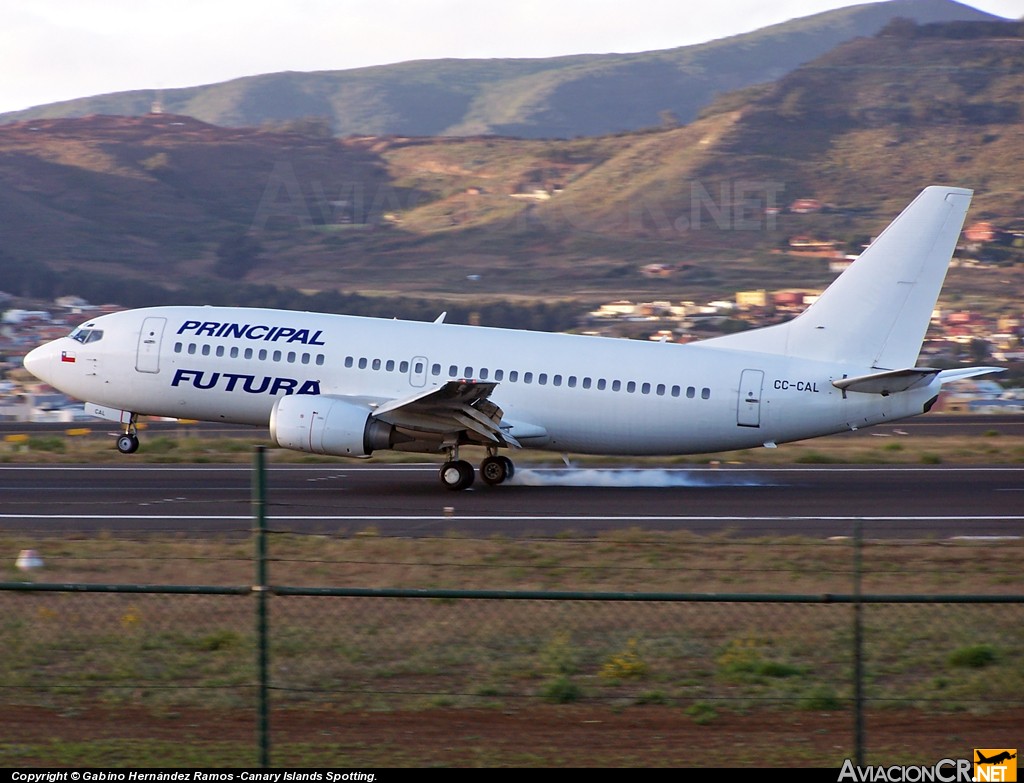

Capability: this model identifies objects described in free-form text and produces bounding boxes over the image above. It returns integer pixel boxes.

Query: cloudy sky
[2,0,1022,114]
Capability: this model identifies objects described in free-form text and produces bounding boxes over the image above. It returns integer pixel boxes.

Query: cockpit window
[69,328,104,344]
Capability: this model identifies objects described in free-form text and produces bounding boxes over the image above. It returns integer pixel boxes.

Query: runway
[1,463,1022,539]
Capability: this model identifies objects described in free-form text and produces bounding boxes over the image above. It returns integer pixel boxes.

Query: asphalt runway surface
[1,462,1021,539]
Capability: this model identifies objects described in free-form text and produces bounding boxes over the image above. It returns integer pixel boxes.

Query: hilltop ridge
[0,0,1002,138]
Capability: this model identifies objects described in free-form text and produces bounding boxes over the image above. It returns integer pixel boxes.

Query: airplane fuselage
[29,305,938,456]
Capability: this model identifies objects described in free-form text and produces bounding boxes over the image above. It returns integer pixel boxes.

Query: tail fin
[705,186,972,369]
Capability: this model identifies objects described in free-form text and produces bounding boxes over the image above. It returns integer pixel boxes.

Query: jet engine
[270,395,395,457]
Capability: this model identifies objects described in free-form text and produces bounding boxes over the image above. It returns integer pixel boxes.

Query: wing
[372,380,523,448]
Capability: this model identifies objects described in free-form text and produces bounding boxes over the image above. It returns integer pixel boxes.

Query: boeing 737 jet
[24,186,1002,490]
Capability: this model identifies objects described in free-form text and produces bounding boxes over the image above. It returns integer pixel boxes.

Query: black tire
[480,455,509,485]
[116,434,140,454]
[439,460,475,491]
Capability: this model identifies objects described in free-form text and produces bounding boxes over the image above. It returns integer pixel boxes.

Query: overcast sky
[2,0,1022,114]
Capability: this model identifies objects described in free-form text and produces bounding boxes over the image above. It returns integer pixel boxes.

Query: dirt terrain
[2,704,1020,768]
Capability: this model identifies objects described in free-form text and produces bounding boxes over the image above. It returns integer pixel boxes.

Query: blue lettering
[219,323,247,339]
[171,369,320,396]
[243,375,271,393]
[245,325,270,340]
[171,368,200,386]
[193,371,220,389]
[223,372,248,392]
[175,321,326,345]
[270,377,298,395]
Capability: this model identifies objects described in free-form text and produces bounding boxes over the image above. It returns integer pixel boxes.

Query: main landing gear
[438,448,515,491]
[116,415,140,454]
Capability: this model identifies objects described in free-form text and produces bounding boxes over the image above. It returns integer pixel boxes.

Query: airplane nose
[23,342,57,383]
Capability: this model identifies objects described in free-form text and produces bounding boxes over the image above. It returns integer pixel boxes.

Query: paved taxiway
[1,463,1021,539]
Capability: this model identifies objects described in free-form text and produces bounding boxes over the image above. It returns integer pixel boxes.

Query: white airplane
[24,186,1002,490]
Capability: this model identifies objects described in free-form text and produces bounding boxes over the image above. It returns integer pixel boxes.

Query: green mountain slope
[0,20,1021,314]
[0,0,1001,139]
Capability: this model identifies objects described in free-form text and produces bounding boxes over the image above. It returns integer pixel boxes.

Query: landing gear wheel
[439,460,475,491]
[480,455,514,486]
[116,433,140,454]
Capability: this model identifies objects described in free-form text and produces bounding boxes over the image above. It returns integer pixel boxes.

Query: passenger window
[464,366,473,378]
[415,361,424,373]
[612,380,621,392]
[671,385,680,397]
[597,379,606,391]
[244,348,254,360]
[567,376,576,388]
[524,372,533,384]
[687,386,696,399]
[701,387,711,399]
[538,373,548,385]
[187,344,197,355]
[258,349,268,361]
[626,381,636,393]
[642,382,651,395]
[399,360,409,373]
[301,353,310,364]
[449,364,458,377]
[273,350,282,362]
[480,368,489,380]
[345,357,354,368]
[656,383,665,396]
[372,358,381,370]
[386,359,395,371]
[287,352,296,363]
[202,345,211,356]
[431,363,441,376]
[358,358,367,369]
[509,370,519,382]
[553,375,562,387]
[231,347,239,359]
[582,377,591,389]
[494,369,504,381]
[315,354,325,366]
[216,346,225,357]
[174,342,182,353]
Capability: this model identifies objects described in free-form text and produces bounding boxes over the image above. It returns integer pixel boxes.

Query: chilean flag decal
[61,351,76,363]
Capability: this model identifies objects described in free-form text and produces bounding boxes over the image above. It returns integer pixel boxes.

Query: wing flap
[371,380,518,447]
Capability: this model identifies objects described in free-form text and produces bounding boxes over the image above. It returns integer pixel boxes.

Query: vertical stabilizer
[704,186,972,369]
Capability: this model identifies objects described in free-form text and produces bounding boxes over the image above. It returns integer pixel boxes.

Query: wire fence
[1,583,1021,767]
[0,451,1021,767]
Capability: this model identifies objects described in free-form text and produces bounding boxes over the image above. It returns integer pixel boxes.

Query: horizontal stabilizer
[832,368,940,395]
[937,366,1006,384]
[834,365,1005,395]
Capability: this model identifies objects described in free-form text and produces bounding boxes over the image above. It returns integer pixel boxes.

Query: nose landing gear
[116,415,140,454]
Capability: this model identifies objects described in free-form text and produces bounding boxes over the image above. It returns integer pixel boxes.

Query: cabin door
[737,369,764,428]
[135,317,167,374]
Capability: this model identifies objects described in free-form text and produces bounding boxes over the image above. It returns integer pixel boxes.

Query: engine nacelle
[270,395,395,457]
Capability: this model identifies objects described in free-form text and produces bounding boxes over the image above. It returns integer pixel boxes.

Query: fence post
[253,445,270,767]
[853,518,864,766]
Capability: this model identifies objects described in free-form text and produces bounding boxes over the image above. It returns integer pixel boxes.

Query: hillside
[0,0,1001,139]
[0,20,1022,319]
